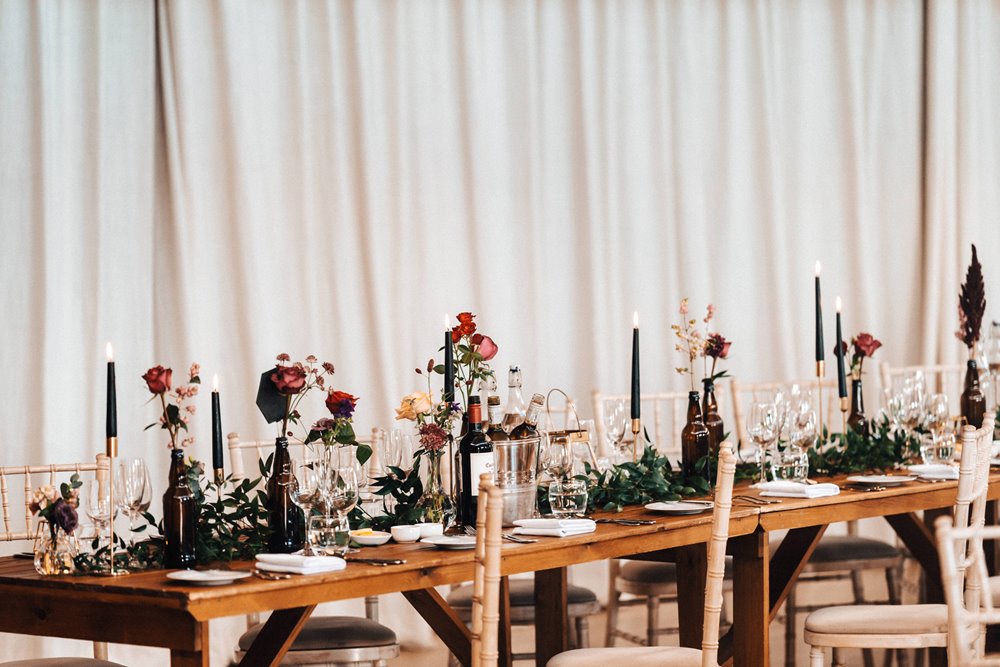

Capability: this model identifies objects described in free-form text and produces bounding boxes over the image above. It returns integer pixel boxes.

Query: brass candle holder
[104,436,128,576]
[631,418,642,462]
[840,396,849,435]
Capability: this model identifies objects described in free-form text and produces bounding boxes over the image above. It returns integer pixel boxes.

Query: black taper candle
[212,376,223,472]
[630,313,640,419]
[814,262,824,364]
[106,343,117,438]
[444,315,455,404]
[835,298,847,399]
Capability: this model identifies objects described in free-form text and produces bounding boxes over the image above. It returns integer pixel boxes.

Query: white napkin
[255,553,347,575]
[756,481,840,498]
[512,518,596,537]
[908,464,959,480]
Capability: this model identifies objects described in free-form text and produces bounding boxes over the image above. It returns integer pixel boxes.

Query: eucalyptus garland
[807,416,921,476]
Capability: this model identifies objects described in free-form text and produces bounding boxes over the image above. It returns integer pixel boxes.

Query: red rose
[456,312,475,324]
[325,390,358,419]
[142,366,173,394]
[477,335,498,361]
[852,333,882,359]
[451,327,462,343]
[271,364,308,394]
[704,333,731,360]
[832,340,849,357]
[454,312,477,337]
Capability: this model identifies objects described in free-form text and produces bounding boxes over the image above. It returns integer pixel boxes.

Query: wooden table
[0,475,993,667]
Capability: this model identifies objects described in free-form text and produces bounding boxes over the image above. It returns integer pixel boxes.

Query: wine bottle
[502,366,527,433]
[459,397,493,525]
[680,391,711,482]
[701,378,724,455]
[486,395,510,444]
[509,393,545,440]
[162,447,197,569]
[961,354,987,428]
[847,378,869,438]
[266,436,304,553]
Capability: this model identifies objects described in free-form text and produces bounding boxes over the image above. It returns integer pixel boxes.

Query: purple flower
[418,423,449,452]
[50,499,78,534]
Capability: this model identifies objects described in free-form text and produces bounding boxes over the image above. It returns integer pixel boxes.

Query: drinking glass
[748,402,778,484]
[289,458,325,555]
[602,399,628,462]
[769,445,809,483]
[327,466,359,555]
[791,410,818,449]
[987,325,1000,410]
[933,429,957,464]
[540,434,573,481]
[927,394,949,435]
[114,458,148,548]
[307,515,344,555]
[85,479,113,551]
[548,478,588,517]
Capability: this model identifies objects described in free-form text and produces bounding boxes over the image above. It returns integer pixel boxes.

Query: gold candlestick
[631,418,642,462]
[214,468,225,486]
[104,437,127,576]
[840,396,849,435]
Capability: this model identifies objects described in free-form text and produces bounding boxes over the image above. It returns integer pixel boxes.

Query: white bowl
[390,525,421,543]
[350,530,391,546]
[417,522,444,538]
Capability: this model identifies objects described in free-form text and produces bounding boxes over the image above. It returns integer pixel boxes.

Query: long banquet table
[0,473,996,667]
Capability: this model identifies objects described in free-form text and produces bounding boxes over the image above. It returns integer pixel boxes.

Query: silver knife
[344,557,407,566]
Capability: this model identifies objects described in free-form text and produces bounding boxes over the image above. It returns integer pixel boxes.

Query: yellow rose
[395,392,434,421]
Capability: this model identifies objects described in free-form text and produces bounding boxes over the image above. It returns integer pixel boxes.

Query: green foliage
[354,457,426,530]
[808,416,921,476]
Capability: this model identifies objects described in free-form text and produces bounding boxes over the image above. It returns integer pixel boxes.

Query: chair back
[729,378,838,449]
[0,454,109,542]
[592,390,690,457]
[879,362,965,404]
[700,442,736,667]
[226,429,380,483]
[936,517,1000,666]
[471,472,502,667]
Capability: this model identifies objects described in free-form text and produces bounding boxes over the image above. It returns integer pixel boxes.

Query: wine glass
[85,479,113,552]
[602,399,628,462]
[986,327,1000,410]
[540,434,574,482]
[289,458,325,555]
[748,402,779,484]
[327,466,359,556]
[927,394,949,435]
[114,459,147,548]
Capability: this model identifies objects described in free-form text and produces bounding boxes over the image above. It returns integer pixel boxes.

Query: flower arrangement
[850,333,881,378]
[701,304,733,382]
[397,360,463,459]
[673,299,706,391]
[268,354,335,436]
[30,476,81,536]
[143,363,201,449]
[440,312,498,409]
[957,244,986,353]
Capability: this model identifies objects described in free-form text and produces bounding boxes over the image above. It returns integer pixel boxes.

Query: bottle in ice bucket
[510,393,545,440]
[502,366,527,433]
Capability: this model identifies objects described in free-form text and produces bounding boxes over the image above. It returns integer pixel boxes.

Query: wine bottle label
[468,452,494,496]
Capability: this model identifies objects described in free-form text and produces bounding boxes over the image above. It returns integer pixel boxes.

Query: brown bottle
[681,391,711,481]
[266,437,304,553]
[486,395,510,444]
[509,393,545,440]
[162,447,197,569]
[847,378,869,438]
[961,355,987,428]
[701,378,725,455]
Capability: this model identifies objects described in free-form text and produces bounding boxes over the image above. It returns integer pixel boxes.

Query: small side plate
[166,569,251,586]
[420,535,477,550]
[845,475,916,487]
[644,501,713,515]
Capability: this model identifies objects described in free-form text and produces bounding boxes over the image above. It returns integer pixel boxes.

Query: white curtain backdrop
[2,0,999,663]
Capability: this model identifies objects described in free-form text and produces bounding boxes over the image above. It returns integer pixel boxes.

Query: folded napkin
[255,553,347,575]
[756,481,840,498]
[512,518,596,537]
[908,464,959,480]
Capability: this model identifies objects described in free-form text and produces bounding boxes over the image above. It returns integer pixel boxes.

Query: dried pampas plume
[957,244,987,348]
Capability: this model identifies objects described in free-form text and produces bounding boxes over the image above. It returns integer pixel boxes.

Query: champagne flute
[602,399,628,462]
[85,479,113,552]
[289,458,325,556]
[327,466,359,556]
[748,402,778,484]
[114,459,147,549]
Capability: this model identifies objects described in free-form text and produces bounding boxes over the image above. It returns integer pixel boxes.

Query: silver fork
[733,495,782,505]
[464,525,538,544]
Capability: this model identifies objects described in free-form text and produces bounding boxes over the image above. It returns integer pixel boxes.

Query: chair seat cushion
[448,579,597,608]
[238,616,397,651]
[809,536,901,563]
[547,646,702,667]
[804,604,948,636]
[2,662,127,667]
[619,556,733,584]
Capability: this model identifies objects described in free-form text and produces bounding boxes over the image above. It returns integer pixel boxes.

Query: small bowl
[350,530,391,547]
[417,522,444,538]
[390,525,421,543]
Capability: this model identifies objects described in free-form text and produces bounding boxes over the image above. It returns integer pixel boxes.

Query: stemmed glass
[602,399,628,463]
[114,458,148,549]
[327,466,359,556]
[85,479,113,552]
[748,402,779,484]
[986,327,1000,410]
[289,458,326,556]
[540,434,574,482]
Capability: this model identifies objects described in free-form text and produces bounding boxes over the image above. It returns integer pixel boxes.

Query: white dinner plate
[165,569,251,586]
[420,535,477,550]
[845,475,916,487]
[643,501,713,515]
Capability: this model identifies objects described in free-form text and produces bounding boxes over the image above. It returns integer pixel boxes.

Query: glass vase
[33,520,78,575]
[701,378,725,455]
[416,452,455,528]
[847,377,869,438]
[162,447,198,569]
[961,348,987,428]
[681,390,711,483]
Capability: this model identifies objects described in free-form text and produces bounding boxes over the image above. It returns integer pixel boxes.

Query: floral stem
[281,395,291,436]
[160,392,177,449]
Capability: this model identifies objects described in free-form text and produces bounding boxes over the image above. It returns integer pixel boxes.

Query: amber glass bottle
[681,391,711,481]
[162,447,197,569]
[701,378,725,454]
[266,437,304,553]
[961,355,987,428]
[847,378,869,438]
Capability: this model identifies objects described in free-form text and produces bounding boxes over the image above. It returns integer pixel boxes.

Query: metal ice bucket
[493,434,540,526]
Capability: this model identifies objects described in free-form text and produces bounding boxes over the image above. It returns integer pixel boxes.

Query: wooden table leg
[768,525,826,620]
[499,576,512,667]
[535,567,568,667]
[170,622,210,667]
[404,588,472,666]
[730,527,769,667]
[676,543,707,648]
[238,606,316,667]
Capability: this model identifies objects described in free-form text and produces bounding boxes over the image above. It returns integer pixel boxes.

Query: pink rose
[476,335,498,361]
[271,364,308,394]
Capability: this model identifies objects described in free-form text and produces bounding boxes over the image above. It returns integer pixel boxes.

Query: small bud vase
[33,520,78,575]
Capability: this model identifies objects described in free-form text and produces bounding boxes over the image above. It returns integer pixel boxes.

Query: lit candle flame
[106,342,113,362]
[815,260,822,276]
[213,374,219,392]
[633,311,639,328]
[444,313,450,329]
[835,296,842,313]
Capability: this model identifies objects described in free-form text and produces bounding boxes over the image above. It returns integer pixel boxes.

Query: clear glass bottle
[502,366,527,434]
[459,397,493,526]
[510,393,545,440]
